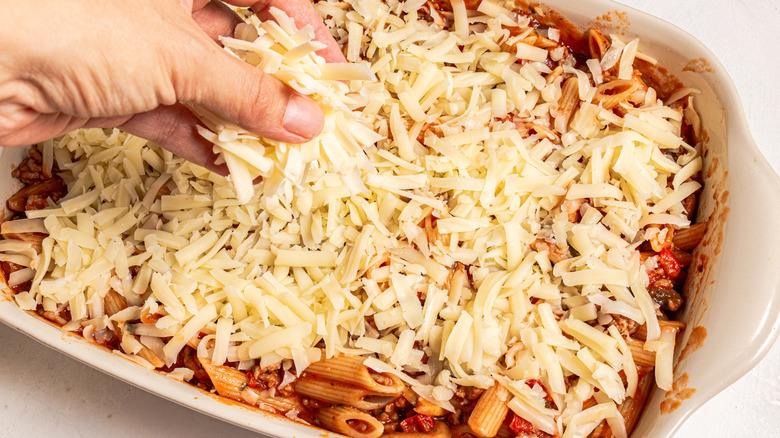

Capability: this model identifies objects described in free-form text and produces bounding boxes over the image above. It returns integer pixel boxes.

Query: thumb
[176,45,324,144]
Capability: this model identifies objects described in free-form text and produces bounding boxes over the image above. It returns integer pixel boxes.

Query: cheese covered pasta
[0,1,706,437]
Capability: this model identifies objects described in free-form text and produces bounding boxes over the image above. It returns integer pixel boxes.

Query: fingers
[189,0,344,63]
[119,104,228,175]
[225,0,346,63]
[175,40,324,143]
[191,1,244,42]
[173,0,326,143]
[0,102,228,175]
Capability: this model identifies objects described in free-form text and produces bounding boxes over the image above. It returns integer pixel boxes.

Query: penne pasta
[135,341,166,368]
[533,35,558,49]
[588,28,610,60]
[672,222,707,250]
[199,357,248,401]
[414,397,448,417]
[594,80,641,110]
[589,371,655,438]
[558,76,580,126]
[316,406,384,438]
[634,320,686,341]
[304,355,404,394]
[467,384,511,437]
[621,371,656,434]
[671,248,693,267]
[199,358,300,412]
[294,375,399,410]
[626,338,656,368]
[104,289,128,317]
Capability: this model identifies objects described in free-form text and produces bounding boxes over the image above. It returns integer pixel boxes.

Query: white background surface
[1,0,779,437]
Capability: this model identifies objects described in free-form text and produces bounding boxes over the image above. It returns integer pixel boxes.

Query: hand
[0,0,345,174]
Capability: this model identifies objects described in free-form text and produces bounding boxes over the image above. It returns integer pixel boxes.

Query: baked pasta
[0,1,707,437]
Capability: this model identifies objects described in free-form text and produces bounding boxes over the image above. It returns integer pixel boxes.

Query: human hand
[0,0,345,173]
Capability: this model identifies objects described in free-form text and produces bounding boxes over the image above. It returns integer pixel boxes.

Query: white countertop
[1,0,779,436]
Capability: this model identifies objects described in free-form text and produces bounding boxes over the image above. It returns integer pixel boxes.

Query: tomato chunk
[659,247,682,278]
[510,414,536,435]
[509,413,553,437]
[400,414,435,433]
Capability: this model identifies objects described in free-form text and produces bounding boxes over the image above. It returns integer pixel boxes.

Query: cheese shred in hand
[8,2,703,437]
[190,8,379,203]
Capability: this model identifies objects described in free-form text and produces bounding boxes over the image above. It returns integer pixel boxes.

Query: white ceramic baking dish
[1,0,779,437]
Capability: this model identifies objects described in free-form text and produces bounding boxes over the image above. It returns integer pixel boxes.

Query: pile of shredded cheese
[8,1,703,436]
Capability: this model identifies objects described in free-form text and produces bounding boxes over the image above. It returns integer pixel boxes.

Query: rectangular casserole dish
[1,0,779,437]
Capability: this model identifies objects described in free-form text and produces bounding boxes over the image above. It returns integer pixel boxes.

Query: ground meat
[277,381,295,397]
[6,147,66,212]
[12,149,48,184]
[370,370,396,387]
[560,198,584,222]
[248,363,283,390]
[462,386,485,401]
[447,386,486,425]
[377,396,413,430]
[301,396,325,411]
[25,194,50,210]
[610,315,639,337]
[180,346,211,389]
[251,370,281,389]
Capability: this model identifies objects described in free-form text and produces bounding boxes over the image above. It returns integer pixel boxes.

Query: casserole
[1,1,779,437]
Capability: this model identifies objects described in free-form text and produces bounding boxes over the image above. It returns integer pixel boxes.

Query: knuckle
[156,81,178,107]
[0,105,31,134]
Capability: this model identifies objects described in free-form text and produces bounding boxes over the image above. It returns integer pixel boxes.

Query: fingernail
[282,95,324,139]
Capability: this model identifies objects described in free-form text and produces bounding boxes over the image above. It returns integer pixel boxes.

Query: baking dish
[1,1,779,437]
